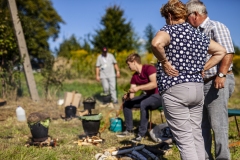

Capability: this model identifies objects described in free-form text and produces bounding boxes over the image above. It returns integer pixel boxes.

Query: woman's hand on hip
[162,61,179,77]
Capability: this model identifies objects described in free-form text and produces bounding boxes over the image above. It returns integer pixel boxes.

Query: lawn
[0,76,239,159]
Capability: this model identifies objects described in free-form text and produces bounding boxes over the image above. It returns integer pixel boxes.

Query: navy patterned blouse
[156,22,210,93]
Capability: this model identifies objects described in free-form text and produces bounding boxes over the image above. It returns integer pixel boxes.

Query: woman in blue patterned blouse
[151,0,226,159]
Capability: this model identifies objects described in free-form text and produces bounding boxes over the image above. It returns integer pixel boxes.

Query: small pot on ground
[65,105,77,118]
[80,113,102,137]
[27,112,50,142]
[29,122,49,142]
[100,93,111,104]
[83,97,96,110]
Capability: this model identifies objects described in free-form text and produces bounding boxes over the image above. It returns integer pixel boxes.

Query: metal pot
[29,122,48,142]
[65,105,77,118]
[83,97,96,110]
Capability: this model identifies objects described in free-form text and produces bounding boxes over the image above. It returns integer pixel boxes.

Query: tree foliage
[234,45,240,56]
[144,24,156,53]
[0,0,64,98]
[41,55,67,100]
[91,5,140,53]
[57,35,81,59]
[7,0,64,59]
[70,49,97,78]
[233,45,240,75]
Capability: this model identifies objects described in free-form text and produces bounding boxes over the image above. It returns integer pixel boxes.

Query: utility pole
[8,0,39,102]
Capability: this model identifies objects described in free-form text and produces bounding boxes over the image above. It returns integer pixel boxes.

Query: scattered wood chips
[74,136,103,146]
[25,137,58,148]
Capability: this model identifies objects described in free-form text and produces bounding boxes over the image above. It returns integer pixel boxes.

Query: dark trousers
[123,93,163,136]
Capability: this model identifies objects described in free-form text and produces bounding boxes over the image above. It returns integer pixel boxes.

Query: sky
[49,0,240,52]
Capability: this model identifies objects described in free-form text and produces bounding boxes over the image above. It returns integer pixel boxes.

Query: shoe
[131,135,143,143]
[79,110,89,116]
[116,130,133,138]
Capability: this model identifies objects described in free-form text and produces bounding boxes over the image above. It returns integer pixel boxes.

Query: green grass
[0,76,240,159]
[59,80,130,105]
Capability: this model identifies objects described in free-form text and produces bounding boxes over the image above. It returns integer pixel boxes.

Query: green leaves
[91,5,140,53]
[144,24,156,53]
[0,0,64,98]
[57,35,81,58]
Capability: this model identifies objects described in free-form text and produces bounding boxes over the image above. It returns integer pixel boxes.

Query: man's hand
[214,76,226,89]
[122,90,132,102]
[96,75,100,82]
[122,92,130,101]
[116,71,120,78]
[129,86,139,93]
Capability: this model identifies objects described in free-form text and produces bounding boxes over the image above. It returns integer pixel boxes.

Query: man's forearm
[218,53,234,74]
[114,64,120,72]
[138,82,157,91]
[96,67,100,76]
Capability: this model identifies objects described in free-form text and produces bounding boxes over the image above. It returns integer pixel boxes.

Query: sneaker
[131,135,143,143]
[116,130,133,138]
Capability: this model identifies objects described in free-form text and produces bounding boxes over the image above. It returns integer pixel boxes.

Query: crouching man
[117,53,163,143]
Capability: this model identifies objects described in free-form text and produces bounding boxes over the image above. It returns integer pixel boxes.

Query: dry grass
[0,98,173,159]
[0,76,240,159]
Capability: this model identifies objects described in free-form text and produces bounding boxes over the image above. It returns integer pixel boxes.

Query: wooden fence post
[8,0,40,102]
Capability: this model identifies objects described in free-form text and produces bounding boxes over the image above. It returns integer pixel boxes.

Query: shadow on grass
[0,136,14,139]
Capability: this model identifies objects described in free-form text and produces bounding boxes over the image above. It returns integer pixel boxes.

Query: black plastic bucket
[83,101,96,110]
[29,122,48,142]
[65,105,77,118]
[81,114,100,136]
[102,94,111,104]
[83,97,96,110]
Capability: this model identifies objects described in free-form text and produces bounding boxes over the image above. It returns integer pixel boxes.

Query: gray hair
[186,0,208,15]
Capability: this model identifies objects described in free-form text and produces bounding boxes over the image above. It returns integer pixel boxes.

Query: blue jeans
[203,73,235,160]
[123,93,162,136]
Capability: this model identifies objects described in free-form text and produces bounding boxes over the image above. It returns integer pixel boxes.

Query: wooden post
[8,0,39,102]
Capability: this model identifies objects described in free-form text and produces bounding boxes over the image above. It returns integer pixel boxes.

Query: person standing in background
[186,1,235,159]
[96,47,120,104]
